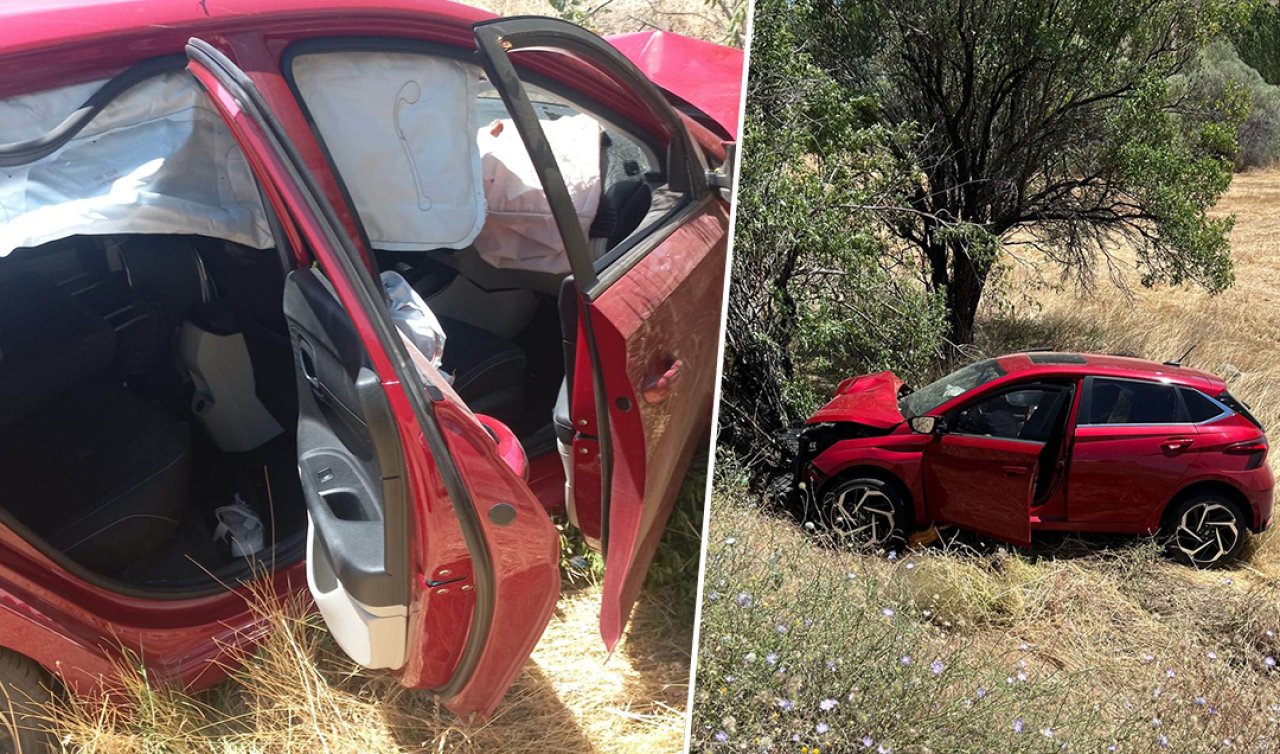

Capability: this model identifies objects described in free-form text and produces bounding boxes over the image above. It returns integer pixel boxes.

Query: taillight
[1225,439,1269,469]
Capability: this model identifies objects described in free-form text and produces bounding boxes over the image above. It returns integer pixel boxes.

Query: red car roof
[0,0,743,143]
[0,0,491,58]
[995,351,1228,394]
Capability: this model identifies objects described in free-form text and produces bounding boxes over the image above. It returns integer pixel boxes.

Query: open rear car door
[184,39,560,718]
[473,18,729,649]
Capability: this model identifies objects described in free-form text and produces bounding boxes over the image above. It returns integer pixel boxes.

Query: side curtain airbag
[0,72,273,256]
[290,52,487,251]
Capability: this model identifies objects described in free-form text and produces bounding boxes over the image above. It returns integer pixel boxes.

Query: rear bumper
[1246,468,1274,533]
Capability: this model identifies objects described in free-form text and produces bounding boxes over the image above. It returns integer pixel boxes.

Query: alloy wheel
[825,482,898,549]
[1173,501,1240,567]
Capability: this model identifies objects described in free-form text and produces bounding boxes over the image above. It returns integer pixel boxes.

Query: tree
[1234,0,1280,86]
[720,0,945,458]
[804,0,1249,344]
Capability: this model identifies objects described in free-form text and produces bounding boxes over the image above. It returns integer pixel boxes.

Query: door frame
[471,15,714,560]
[185,38,500,701]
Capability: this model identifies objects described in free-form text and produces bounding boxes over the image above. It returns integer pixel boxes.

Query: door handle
[642,356,683,404]
[1001,465,1030,476]
[1162,437,1195,453]
[298,338,321,390]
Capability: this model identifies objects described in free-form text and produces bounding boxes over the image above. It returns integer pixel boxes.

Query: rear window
[1180,388,1226,423]
[1085,378,1180,425]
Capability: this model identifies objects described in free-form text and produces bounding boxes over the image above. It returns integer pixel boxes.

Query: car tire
[1165,493,1248,568]
[0,649,53,754]
[819,475,907,552]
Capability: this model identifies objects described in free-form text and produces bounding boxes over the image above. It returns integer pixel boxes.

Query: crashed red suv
[784,352,1273,567]
[0,0,738,740]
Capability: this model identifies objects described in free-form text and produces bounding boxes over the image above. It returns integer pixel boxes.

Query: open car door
[474,18,730,649]
[922,433,1037,548]
[184,39,560,718]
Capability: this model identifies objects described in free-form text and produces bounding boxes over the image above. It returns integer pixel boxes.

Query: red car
[0,0,738,741]
[784,351,1273,567]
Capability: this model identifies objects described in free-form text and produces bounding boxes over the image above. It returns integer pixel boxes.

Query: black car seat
[0,255,190,572]
[193,239,299,430]
[437,314,527,425]
[553,276,579,451]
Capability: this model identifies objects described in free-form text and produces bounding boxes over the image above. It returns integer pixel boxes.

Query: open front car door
[473,17,729,650]
[184,38,560,719]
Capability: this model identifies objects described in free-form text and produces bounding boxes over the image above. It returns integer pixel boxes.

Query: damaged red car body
[0,0,738,725]
[784,351,1273,567]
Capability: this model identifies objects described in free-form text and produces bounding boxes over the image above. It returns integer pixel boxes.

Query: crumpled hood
[806,371,906,429]
[606,31,744,139]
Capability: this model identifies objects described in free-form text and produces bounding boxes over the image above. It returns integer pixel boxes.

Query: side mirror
[910,415,944,435]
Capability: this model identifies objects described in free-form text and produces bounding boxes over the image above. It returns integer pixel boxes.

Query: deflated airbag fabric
[291,52,487,251]
[0,72,273,256]
[473,114,603,274]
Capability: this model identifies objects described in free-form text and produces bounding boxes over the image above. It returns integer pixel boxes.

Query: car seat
[0,255,190,572]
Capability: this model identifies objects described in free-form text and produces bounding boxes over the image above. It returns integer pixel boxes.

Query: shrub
[1188,42,1280,170]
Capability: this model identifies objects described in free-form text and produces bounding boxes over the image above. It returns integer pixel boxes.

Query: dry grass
[42,575,693,754]
[692,172,1280,752]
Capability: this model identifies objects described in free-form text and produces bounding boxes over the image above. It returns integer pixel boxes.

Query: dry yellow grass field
[45,581,695,754]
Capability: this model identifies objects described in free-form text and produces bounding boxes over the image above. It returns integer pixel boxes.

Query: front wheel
[0,649,53,754]
[820,476,907,551]
[1165,494,1247,568]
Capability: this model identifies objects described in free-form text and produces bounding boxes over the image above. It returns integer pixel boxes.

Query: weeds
[692,489,1280,752]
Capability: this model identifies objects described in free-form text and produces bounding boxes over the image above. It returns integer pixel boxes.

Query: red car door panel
[186,39,559,719]
[1067,424,1199,526]
[924,435,1038,547]
[474,17,727,650]
[587,206,726,648]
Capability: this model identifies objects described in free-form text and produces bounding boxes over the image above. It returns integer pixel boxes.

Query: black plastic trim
[0,56,187,167]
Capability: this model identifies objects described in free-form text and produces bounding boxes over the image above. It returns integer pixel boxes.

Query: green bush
[1187,42,1280,170]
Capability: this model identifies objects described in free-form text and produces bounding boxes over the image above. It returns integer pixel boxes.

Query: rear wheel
[820,476,907,551]
[1166,494,1247,568]
[0,650,52,754]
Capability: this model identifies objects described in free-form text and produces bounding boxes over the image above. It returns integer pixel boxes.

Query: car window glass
[1087,379,1180,424]
[477,80,657,197]
[952,387,1061,441]
[1181,388,1224,423]
[903,359,1007,417]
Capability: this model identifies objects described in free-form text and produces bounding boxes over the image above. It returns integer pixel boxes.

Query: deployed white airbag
[0,72,273,257]
[380,270,447,371]
[291,52,486,251]
[473,114,603,275]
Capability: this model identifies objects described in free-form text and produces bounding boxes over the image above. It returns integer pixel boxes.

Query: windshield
[900,359,1007,418]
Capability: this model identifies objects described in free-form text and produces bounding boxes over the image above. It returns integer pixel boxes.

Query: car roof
[0,0,489,61]
[994,351,1228,394]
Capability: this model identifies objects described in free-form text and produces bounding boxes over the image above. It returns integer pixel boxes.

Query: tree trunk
[946,247,984,346]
